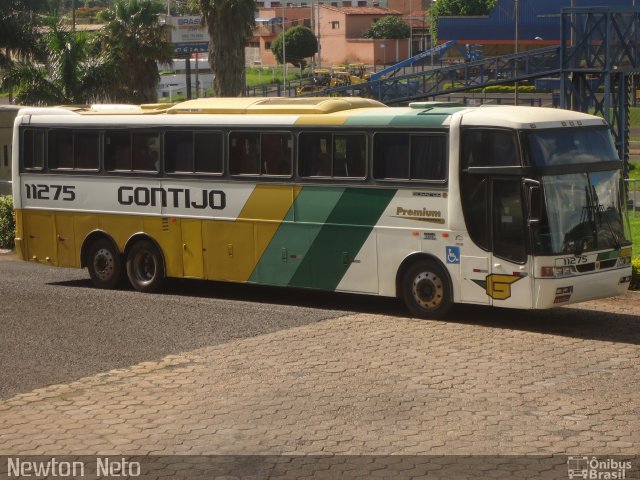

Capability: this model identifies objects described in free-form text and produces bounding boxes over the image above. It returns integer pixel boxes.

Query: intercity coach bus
[12,97,632,318]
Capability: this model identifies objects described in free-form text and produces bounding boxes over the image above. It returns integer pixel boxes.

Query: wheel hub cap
[94,249,114,281]
[412,272,443,309]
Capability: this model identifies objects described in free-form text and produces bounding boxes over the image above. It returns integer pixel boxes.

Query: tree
[97,0,173,103]
[271,26,317,69]
[363,16,410,40]
[0,0,40,69]
[432,0,496,17]
[199,0,257,97]
[1,16,117,105]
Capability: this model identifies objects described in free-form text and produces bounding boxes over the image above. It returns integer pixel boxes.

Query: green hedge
[483,85,537,93]
[632,258,640,290]
[0,195,15,249]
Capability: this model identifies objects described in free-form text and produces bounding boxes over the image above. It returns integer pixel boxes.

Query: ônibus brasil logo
[567,457,632,479]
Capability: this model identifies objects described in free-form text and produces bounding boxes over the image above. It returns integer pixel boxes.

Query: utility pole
[282,6,287,96]
[409,0,412,59]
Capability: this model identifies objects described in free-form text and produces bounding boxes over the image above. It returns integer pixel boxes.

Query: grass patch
[630,215,640,260]
[245,67,306,88]
[629,107,640,127]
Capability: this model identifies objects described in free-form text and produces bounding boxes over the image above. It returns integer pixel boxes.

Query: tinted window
[261,133,292,175]
[524,127,618,166]
[73,131,99,169]
[230,132,260,175]
[105,131,159,172]
[23,130,45,169]
[165,131,223,174]
[460,174,489,250]
[230,132,292,176]
[194,133,223,173]
[462,129,519,169]
[165,131,193,172]
[105,131,132,171]
[492,179,526,263]
[374,133,446,181]
[48,130,73,169]
[132,133,159,171]
[299,132,366,178]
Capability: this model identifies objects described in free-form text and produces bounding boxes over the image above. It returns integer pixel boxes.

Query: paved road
[1,253,639,470]
[0,254,358,399]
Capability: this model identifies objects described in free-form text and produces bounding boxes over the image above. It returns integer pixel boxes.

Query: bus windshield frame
[522,126,631,255]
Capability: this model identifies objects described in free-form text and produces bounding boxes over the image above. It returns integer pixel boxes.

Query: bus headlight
[617,256,631,267]
[542,266,575,277]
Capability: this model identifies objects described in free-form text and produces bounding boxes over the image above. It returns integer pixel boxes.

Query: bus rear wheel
[87,239,123,289]
[401,260,452,319]
[126,240,165,293]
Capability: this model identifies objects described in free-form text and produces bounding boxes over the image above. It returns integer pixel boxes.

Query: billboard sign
[168,16,209,55]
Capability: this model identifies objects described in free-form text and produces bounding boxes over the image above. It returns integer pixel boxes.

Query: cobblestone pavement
[0,294,638,458]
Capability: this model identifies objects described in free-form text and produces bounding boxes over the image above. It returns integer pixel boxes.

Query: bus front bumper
[533,267,632,309]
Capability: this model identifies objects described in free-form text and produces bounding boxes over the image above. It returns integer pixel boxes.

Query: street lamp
[381,43,386,66]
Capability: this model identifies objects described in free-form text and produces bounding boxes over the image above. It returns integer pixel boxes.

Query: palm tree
[1,16,117,105]
[199,0,256,97]
[0,0,40,69]
[98,0,174,103]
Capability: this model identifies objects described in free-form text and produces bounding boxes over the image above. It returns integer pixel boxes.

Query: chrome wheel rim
[93,248,115,281]
[411,271,444,310]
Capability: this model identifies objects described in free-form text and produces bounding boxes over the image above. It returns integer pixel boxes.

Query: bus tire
[401,259,452,319]
[126,240,165,293]
[87,238,123,289]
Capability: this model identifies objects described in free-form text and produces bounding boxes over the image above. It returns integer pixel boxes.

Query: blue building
[438,0,638,57]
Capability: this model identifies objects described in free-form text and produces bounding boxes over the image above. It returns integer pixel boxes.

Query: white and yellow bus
[12,97,632,318]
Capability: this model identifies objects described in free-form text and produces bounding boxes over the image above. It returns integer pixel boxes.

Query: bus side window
[105,131,132,171]
[48,130,73,169]
[374,133,409,179]
[23,130,45,170]
[299,133,332,177]
[132,133,159,172]
[261,133,292,176]
[230,132,260,175]
[74,131,99,170]
[194,132,223,174]
[165,131,194,173]
[462,129,519,167]
[334,134,365,178]
[411,135,446,180]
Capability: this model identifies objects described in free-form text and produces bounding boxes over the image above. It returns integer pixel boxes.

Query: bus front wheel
[401,260,452,319]
[87,238,123,289]
[126,240,165,293]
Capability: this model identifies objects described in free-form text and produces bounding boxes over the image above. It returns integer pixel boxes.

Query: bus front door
[489,179,532,309]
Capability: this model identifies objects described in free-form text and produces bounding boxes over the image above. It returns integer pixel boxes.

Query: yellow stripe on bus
[202,184,301,282]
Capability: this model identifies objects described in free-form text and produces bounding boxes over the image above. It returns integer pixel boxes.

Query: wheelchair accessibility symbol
[446,246,460,264]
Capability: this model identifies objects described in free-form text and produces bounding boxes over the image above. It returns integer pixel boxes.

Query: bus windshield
[525,127,618,166]
[534,170,631,255]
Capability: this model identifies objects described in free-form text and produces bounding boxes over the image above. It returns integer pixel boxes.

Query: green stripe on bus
[597,250,620,261]
[249,187,345,286]
[289,187,396,291]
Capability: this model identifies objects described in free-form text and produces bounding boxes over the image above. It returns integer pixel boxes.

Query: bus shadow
[50,277,640,346]
[450,302,640,346]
